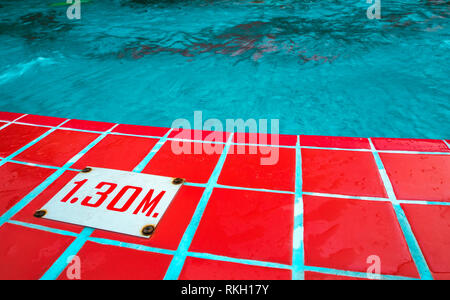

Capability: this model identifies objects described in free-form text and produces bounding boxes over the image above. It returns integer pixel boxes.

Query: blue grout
[214,183,294,195]
[0,119,71,169]
[7,220,78,237]
[36,124,176,280]
[163,133,234,280]
[7,218,422,281]
[187,252,293,271]
[292,135,304,280]
[0,123,118,279]
[87,237,176,256]
[1,118,449,155]
[443,140,450,150]
[40,227,94,280]
[304,265,419,280]
[0,116,447,280]
[132,129,173,173]
[369,138,433,280]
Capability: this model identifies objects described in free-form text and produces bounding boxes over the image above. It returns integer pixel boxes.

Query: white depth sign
[40,167,183,238]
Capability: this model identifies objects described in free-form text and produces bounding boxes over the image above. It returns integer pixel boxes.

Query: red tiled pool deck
[0,111,449,280]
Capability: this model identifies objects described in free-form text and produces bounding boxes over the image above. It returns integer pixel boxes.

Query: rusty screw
[142,225,155,236]
[34,210,47,218]
[81,167,92,173]
[172,178,185,185]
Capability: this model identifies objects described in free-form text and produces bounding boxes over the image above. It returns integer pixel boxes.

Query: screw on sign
[37,167,185,237]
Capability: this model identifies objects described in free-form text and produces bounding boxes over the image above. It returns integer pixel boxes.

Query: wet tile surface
[381,153,450,202]
[169,128,230,143]
[58,241,173,280]
[143,141,223,183]
[304,271,367,280]
[112,124,169,137]
[0,162,54,216]
[179,257,291,280]
[301,135,371,149]
[303,195,419,278]
[19,114,67,127]
[0,112,24,121]
[61,119,115,132]
[0,124,48,157]
[12,171,84,233]
[233,132,297,146]
[372,138,450,153]
[302,149,387,197]
[0,223,74,280]
[0,111,448,280]
[72,134,158,171]
[218,145,296,191]
[15,130,100,167]
[189,188,294,265]
[402,204,450,280]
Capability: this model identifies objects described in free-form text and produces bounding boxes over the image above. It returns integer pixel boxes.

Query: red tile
[0,124,48,157]
[402,204,450,280]
[72,135,158,171]
[19,114,67,127]
[189,188,294,265]
[302,149,387,198]
[179,257,291,280]
[303,195,419,278]
[61,119,115,132]
[12,171,84,233]
[169,128,230,143]
[90,185,204,250]
[380,153,450,202]
[372,138,450,153]
[0,111,24,121]
[15,130,99,167]
[0,122,7,127]
[305,271,367,280]
[0,223,74,280]
[233,132,297,147]
[0,162,54,217]
[301,135,371,150]
[143,141,223,184]
[112,124,169,137]
[58,241,172,280]
[218,145,296,191]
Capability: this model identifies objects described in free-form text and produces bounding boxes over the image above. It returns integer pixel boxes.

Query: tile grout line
[292,135,304,280]
[0,114,28,131]
[368,138,433,280]
[3,156,450,206]
[443,140,450,150]
[2,118,450,155]
[0,119,72,169]
[8,218,418,281]
[40,126,173,280]
[163,133,234,280]
[304,265,418,281]
[132,129,174,173]
[187,252,293,271]
[40,228,94,280]
[35,124,121,280]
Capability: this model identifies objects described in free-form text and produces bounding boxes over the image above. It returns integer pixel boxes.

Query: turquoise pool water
[0,0,448,138]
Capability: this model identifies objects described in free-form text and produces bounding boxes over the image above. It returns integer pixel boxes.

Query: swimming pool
[0,0,448,138]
